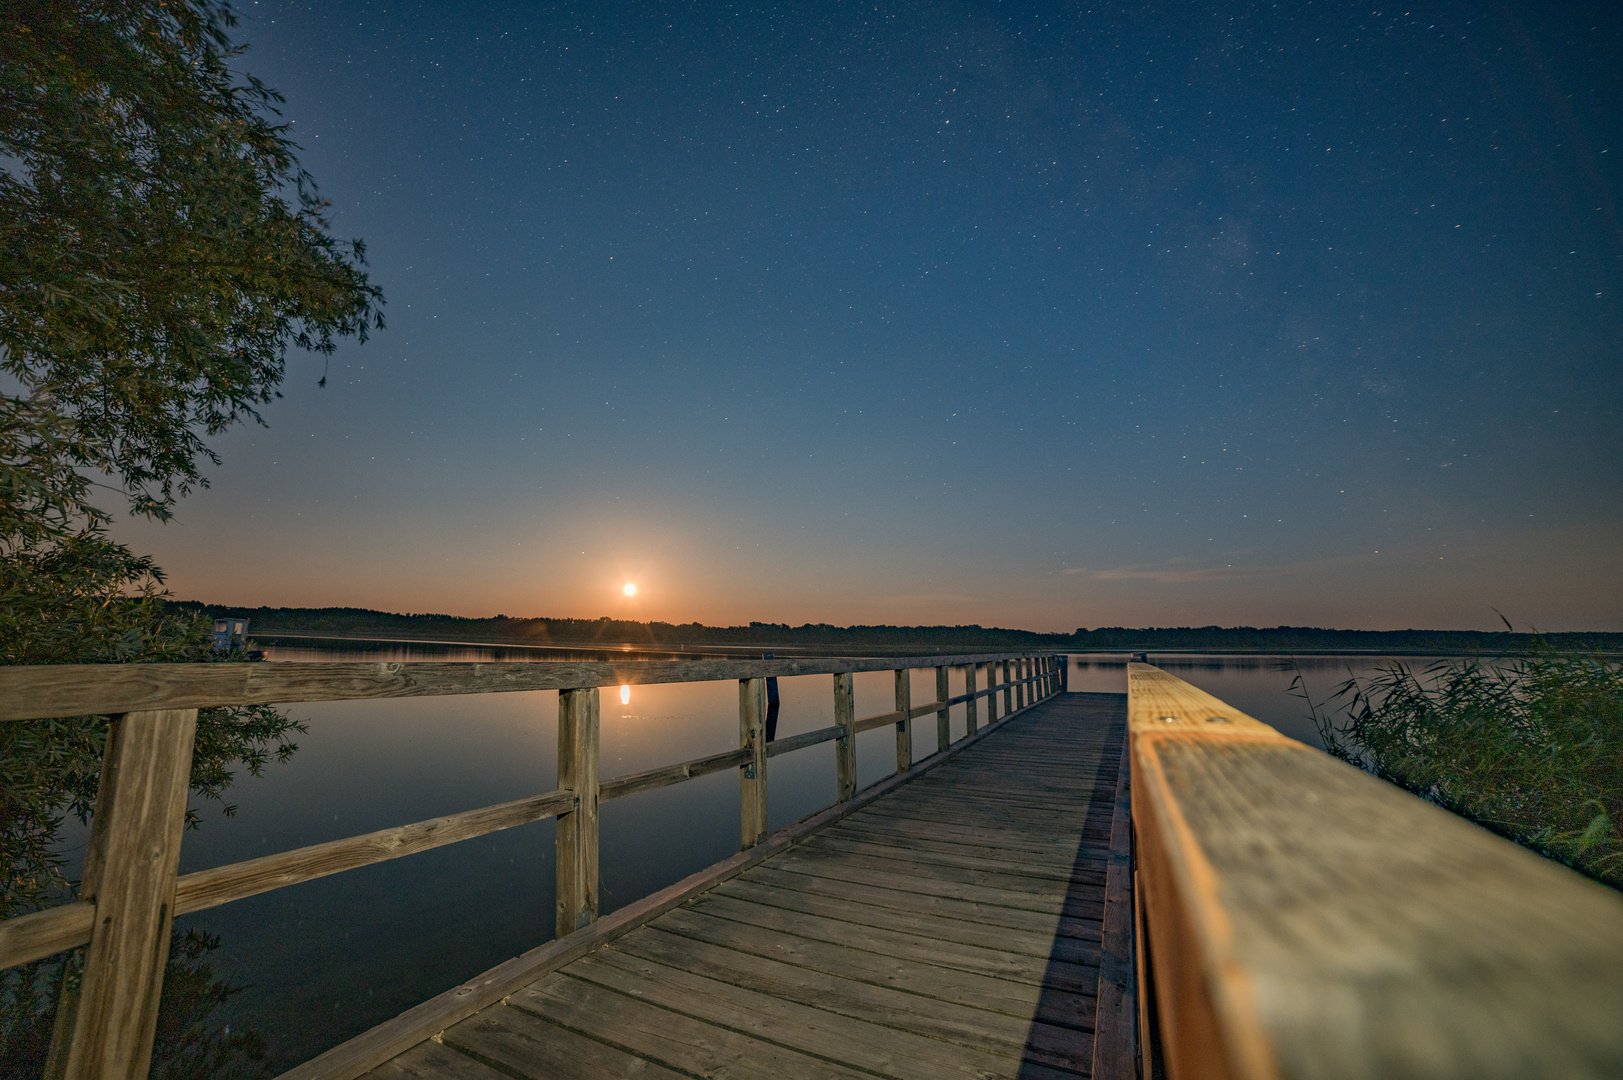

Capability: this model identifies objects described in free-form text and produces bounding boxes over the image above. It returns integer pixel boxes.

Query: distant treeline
[166,602,1623,655]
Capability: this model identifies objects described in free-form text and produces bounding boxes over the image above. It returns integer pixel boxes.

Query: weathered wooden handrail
[0,667,1051,969]
[0,650,1063,1080]
[0,650,1056,722]
[1127,662,1623,1080]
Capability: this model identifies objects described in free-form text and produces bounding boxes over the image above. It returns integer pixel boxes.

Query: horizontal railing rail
[1127,662,1623,1080]
[0,651,1065,1080]
[0,650,1055,722]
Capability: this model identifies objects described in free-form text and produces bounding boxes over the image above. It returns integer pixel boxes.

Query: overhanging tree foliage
[2,5,381,1069]
[2,6,383,1071]
[1,0,382,534]
[2,0,382,910]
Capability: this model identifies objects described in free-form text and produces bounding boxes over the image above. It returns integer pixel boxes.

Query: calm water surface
[108,642,1429,1069]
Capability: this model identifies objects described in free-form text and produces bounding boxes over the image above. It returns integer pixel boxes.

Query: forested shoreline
[168,601,1623,655]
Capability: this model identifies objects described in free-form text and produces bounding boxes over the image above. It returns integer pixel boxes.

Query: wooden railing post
[934,666,950,753]
[739,678,768,848]
[893,668,912,774]
[55,708,198,1080]
[833,672,856,801]
[964,662,978,734]
[1059,654,1068,693]
[555,688,600,938]
[979,663,990,724]
[1002,660,1013,715]
[1016,658,1028,710]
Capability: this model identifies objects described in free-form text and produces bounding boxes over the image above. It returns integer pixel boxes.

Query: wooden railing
[1126,662,1623,1080]
[0,651,1064,1080]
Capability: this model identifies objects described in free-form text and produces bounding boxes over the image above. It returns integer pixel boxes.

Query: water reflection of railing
[0,651,1064,1080]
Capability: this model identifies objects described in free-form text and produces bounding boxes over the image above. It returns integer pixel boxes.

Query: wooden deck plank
[439,1003,687,1080]
[363,692,1127,1080]
[871,790,1112,824]
[609,926,1090,1071]
[838,811,1110,859]
[711,877,1100,963]
[732,865,1103,940]
[852,798,1113,840]
[768,843,1108,919]
[682,892,1100,989]
[775,845,1103,902]
[830,817,1111,869]
[562,946,1030,1080]
[514,973,878,1079]
[803,831,1108,885]
[833,831,1107,875]
[647,904,1098,1026]
[358,1041,515,1080]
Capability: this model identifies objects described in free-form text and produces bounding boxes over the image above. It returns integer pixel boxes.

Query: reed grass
[1299,648,1623,889]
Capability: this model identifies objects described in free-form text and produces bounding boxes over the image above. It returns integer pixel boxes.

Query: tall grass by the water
[1299,650,1623,889]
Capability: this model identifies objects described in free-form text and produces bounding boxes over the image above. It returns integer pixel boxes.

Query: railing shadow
[1019,693,1127,1077]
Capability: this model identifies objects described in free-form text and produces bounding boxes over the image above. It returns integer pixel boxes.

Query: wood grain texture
[906,696,948,721]
[4,792,579,971]
[610,925,1083,1068]
[834,672,856,802]
[435,1001,690,1080]
[894,668,912,774]
[739,678,768,849]
[1003,660,1014,715]
[1127,662,1623,1080]
[598,746,751,801]
[554,688,600,938]
[358,1039,517,1080]
[0,902,94,970]
[515,972,877,1080]
[1094,729,1138,1080]
[964,662,979,734]
[645,903,1095,1029]
[60,709,198,1080]
[0,652,1064,722]
[852,707,906,735]
[557,946,1024,1080]
[179,790,576,918]
[936,665,952,753]
[765,723,842,758]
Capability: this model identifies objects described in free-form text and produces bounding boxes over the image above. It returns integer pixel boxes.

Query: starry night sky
[119,1,1623,631]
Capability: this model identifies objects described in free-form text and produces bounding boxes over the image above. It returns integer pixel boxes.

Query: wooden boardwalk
[367,693,1127,1080]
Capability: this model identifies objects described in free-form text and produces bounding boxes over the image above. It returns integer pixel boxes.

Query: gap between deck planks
[364,692,1129,1080]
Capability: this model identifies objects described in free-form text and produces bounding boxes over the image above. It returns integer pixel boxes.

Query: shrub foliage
[1308,651,1623,889]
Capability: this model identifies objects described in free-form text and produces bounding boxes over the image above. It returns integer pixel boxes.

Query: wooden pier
[369,692,1128,1080]
[4,652,1623,1080]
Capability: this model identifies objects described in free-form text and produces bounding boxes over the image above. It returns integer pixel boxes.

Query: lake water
[94,642,1432,1070]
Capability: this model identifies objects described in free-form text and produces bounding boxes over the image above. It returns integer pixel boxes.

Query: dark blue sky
[124,0,1623,630]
